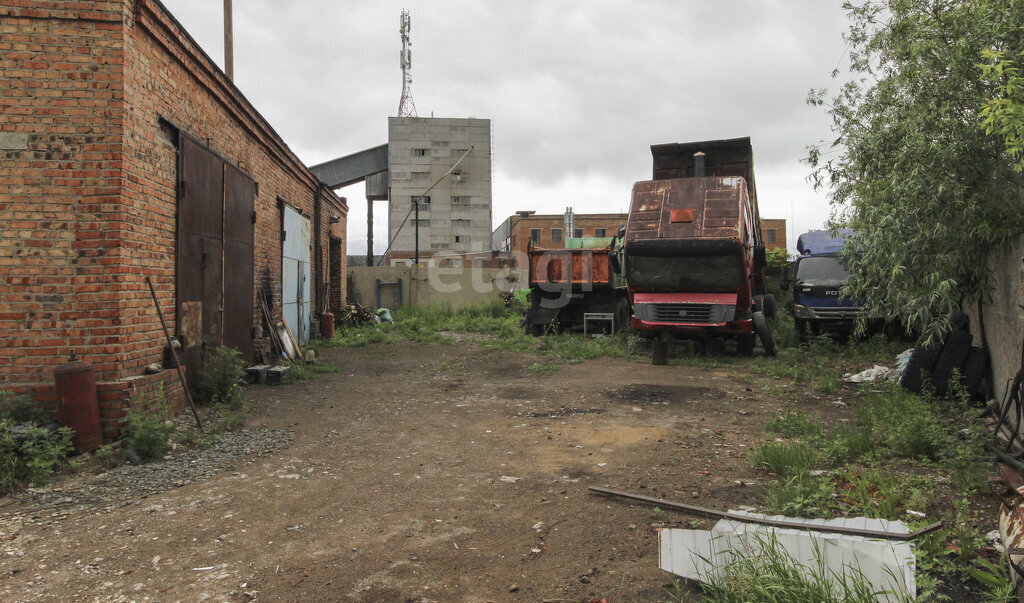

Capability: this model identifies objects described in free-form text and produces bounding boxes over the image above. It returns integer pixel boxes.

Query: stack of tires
[899,312,989,400]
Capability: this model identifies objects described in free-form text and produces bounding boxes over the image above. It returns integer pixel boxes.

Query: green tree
[981,49,1024,171]
[807,0,1024,336]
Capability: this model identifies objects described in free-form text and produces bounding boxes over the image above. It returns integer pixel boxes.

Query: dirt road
[0,339,853,601]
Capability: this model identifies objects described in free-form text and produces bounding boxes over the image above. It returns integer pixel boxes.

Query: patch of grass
[749,441,818,477]
[526,361,559,375]
[765,412,822,440]
[832,469,933,519]
[697,531,898,602]
[761,473,835,518]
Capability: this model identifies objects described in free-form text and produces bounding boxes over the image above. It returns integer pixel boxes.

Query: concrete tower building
[387,117,492,266]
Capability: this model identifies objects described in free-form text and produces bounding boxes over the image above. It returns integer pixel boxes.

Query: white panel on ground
[659,512,915,602]
[282,206,312,345]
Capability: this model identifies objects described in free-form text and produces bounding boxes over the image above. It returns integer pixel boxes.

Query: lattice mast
[398,10,418,117]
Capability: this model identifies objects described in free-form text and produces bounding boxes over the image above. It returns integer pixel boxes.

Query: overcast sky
[159,0,852,255]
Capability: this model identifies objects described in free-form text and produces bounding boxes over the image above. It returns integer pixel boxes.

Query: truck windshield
[796,256,850,281]
[628,254,744,289]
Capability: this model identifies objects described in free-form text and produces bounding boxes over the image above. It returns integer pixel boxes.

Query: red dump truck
[523,237,625,335]
[614,137,776,357]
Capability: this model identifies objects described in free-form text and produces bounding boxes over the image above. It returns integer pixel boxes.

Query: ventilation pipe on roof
[694,152,706,178]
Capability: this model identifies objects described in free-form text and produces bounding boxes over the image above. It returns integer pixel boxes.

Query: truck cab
[617,137,775,357]
[786,229,867,338]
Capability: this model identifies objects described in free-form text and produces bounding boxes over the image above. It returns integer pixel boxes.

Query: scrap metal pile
[339,303,381,326]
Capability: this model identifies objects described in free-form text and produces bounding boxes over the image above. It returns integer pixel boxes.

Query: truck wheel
[652,339,668,365]
[948,311,969,332]
[931,330,972,396]
[961,346,989,401]
[762,294,777,319]
[899,335,945,393]
[753,311,776,356]
[736,334,754,357]
[615,298,632,335]
[794,318,808,344]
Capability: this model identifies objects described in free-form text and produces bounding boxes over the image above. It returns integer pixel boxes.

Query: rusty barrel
[53,354,103,453]
[320,312,335,340]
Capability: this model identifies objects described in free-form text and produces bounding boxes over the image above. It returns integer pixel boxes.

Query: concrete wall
[347,266,527,310]
[387,117,492,260]
[969,234,1024,404]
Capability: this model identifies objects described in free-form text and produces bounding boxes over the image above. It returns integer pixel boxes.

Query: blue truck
[783,229,867,339]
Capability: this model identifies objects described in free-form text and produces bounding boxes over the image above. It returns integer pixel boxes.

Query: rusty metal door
[178,135,224,384]
[177,135,255,387]
[223,163,255,360]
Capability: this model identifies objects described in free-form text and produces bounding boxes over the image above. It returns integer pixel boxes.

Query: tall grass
[696,532,906,602]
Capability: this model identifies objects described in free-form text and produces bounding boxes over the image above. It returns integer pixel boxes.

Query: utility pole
[366,200,374,267]
[413,197,420,265]
[223,0,233,80]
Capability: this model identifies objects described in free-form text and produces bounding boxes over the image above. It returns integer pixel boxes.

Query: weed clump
[0,392,75,493]
[123,391,174,462]
[196,346,245,409]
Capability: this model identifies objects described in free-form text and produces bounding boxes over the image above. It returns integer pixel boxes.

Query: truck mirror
[780,265,791,289]
[753,245,767,270]
[609,252,621,275]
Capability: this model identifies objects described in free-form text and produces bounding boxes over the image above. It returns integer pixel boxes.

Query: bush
[0,391,47,424]
[0,419,73,493]
[196,346,245,409]
[123,402,174,461]
[94,444,122,470]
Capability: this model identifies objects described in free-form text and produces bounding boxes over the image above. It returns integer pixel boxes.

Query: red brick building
[0,0,347,439]
[761,218,787,252]
[492,211,627,267]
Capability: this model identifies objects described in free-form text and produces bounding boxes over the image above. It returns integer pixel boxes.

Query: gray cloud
[160,1,852,253]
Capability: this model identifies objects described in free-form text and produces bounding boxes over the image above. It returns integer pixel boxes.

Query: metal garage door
[177,134,255,386]
[282,205,311,345]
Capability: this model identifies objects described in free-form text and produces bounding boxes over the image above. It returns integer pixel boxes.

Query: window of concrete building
[454,235,470,244]
[452,148,469,157]
[595,228,606,238]
[551,228,562,243]
[474,258,485,268]
[574,228,583,238]
[412,148,428,157]
[451,170,465,182]
[452,219,471,228]
[412,171,430,180]
[413,195,430,206]
[414,219,430,227]
[451,196,470,205]
[766,229,777,243]
[530,229,541,243]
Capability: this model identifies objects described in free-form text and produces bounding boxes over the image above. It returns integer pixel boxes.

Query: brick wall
[0,0,346,436]
[0,1,129,388]
[506,214,627,266]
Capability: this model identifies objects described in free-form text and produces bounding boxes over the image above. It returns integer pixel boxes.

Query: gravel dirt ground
[1,338,871,601]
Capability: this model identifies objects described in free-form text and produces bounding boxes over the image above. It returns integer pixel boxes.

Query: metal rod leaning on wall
[588,486,943,540]
[145,276,202,430]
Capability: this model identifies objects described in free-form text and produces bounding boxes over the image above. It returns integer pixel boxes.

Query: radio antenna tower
[398,10,418,117]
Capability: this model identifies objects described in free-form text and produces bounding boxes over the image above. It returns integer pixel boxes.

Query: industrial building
[492,210,628,268]
[0,0,347,438]
[386,117,493,266]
